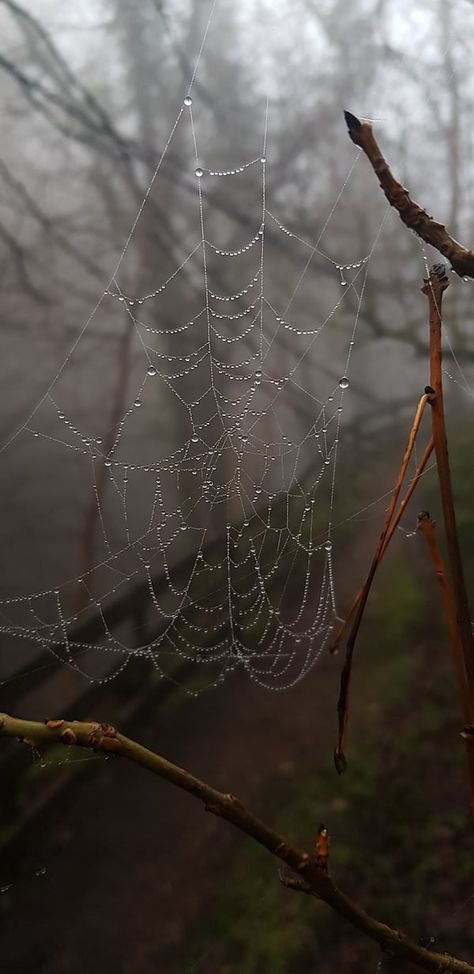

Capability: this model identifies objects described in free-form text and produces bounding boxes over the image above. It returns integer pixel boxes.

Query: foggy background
[1,2,474,973]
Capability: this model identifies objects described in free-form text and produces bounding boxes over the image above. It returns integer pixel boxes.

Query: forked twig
[342,112,474,814]
[0,712,473,974]
[421,267,474,816]
[334,394,430,771]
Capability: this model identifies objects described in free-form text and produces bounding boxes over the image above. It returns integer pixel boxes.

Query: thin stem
[417,511,469,722]
[417,510,474,815]
[335,394,430,770]
[329,435,434,657]
[0,712,473,974]
[421,270,474,705]
[421,267,474,816]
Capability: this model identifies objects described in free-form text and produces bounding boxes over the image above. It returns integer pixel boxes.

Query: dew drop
[195,167,204,178]
[191,434,199,443]
[134,398,142,407]
[104,459,112,467]
[338,376,349,389]
[184,95,192,107]
[147,366,157,376]
[324,540,332,552]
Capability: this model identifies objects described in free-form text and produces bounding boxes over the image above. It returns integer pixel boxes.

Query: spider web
[0,2,407,702]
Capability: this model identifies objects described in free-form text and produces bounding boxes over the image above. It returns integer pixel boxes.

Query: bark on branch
[0,712,473,974]
[344,111,474,279]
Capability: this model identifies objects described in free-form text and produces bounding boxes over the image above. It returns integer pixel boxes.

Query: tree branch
[343,111,474,279]
[0,711,473,974]
[334,392,430,772]
[420,267,474,816]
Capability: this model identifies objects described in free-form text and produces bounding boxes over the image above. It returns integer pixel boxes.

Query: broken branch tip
[343,110,362,133]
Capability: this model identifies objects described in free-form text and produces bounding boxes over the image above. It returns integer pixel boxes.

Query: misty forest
[1,1,474,972]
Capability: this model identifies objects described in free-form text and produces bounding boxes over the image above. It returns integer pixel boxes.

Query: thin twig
[329,435,434,656]
[416,510,474,814]
[0,712,473,974]
[343,111,474,279]
[417,511,469,722]
[334,394,429,771]
[421,266,474,816]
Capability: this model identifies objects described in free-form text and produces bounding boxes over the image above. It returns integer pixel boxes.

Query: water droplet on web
[191,434,199,443]
[104,459,112,467]
[184,95,192,107]
[134,399,142,408]
[255,370,262,379]
[147,366,157,376]
[338,376,349,389]
[195,167,204,178]
[324,540,332,552]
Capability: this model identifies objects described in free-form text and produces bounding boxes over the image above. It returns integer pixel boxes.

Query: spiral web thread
[0,4,470,701]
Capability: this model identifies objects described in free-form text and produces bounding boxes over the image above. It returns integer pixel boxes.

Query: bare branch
[334,392,430,772]
[0,711,473,974]
[343,111,474,279]
[420,267,474,816]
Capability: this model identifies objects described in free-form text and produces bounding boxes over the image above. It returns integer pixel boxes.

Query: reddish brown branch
[417,510,474,814]
[420,267,474,816]
[417,511,469,720]
[344,111,474,279]
[334,394,430,771]
[329,435,434,657]
[0,712,473,974]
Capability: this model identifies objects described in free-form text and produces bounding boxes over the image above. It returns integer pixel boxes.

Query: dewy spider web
[0,4,394,700]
